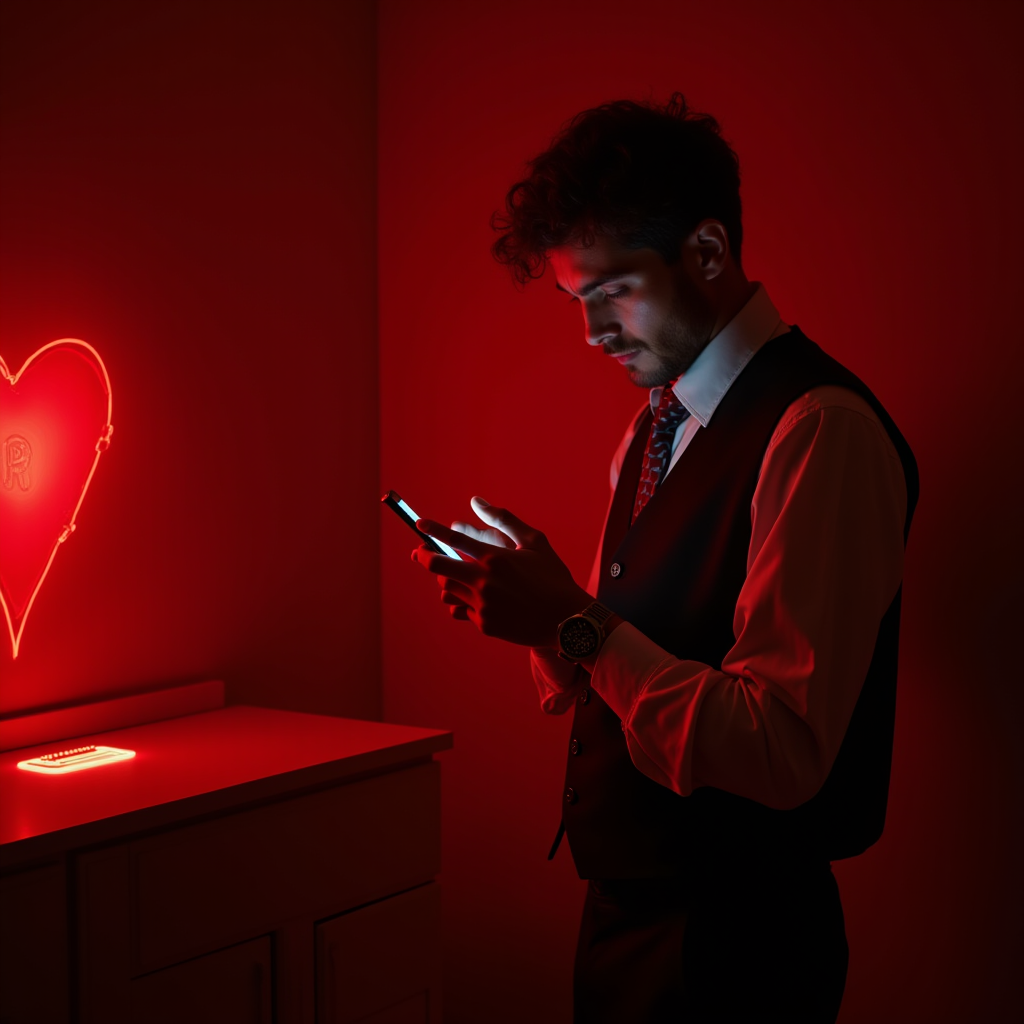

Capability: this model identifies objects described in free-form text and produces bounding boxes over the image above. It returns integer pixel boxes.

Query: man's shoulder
[780,384,884,424]
[767,385,902,466]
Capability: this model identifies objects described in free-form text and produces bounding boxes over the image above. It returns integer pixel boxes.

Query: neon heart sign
[0,340,113,658]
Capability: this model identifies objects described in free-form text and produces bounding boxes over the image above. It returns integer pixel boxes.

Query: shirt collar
[649,283,784,428]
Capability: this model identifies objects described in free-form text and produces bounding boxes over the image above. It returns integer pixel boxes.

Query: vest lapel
[599,407,651,574]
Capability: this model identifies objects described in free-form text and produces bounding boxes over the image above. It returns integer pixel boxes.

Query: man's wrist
[532,614,624,657]
[541,588,595,649]
[579,614,623,671]
[555,601,624,663]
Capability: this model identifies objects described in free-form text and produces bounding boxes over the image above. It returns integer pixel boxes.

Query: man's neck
[708,277,758,342]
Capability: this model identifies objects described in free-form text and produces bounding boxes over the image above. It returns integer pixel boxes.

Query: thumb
[471,496,545,549]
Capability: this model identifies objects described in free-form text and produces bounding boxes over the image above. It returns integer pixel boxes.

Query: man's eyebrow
[554,275,623,297]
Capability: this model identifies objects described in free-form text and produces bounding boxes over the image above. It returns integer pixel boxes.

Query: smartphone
[381,490,464,560]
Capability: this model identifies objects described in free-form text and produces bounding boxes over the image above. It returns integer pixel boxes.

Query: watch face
[559,617,600,659]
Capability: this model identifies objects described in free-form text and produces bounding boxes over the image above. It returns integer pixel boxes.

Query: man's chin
[626,363,673,389]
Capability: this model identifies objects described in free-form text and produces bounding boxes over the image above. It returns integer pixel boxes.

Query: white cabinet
[0,864,67,1024]
[316,883,442,1024]
[129,935,272,1024]
[0,707,452,1024]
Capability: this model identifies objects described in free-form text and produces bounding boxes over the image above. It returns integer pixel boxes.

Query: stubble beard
[625,291,718,389]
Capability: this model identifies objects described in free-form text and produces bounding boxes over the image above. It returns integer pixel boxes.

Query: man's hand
[411,496,592,648]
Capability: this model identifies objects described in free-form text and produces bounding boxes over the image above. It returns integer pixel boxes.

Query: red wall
[378,2,1023,1022]
[2,2,1020,1019]
[0,0,380,720]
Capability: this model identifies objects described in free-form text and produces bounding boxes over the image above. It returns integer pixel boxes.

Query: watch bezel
[558,616,600,659]
[556,604,613,662]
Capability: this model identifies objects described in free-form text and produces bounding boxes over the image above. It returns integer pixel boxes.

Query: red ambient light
[16,744,136,774]
[0,340,113,659]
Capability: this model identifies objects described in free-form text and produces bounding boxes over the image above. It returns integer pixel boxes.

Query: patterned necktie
[631,385,689,525]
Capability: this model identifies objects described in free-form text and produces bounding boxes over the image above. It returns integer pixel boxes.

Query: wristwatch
[556,602,618,663]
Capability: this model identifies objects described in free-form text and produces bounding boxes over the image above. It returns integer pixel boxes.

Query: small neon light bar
[17,744,136,774]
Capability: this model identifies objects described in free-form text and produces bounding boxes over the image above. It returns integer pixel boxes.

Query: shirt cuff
[530,645,583,715]
[589,622,675,723]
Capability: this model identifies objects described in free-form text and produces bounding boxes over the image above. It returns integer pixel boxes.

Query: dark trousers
[573,863,848,1024]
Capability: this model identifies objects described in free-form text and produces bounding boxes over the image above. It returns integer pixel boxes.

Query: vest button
[610,562,622,578]
[570,738,581,756]
[578,687,590,705]
[565,787,578,805]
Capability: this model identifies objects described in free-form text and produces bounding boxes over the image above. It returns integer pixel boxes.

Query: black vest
[561,328,919,878]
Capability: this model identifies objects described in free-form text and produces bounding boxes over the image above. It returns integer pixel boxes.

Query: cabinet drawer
[129,935,272,1024]
[128,761,440,973]
[316,883,441,1024]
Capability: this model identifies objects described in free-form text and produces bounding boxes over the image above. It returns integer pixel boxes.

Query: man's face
[549,236,717,389]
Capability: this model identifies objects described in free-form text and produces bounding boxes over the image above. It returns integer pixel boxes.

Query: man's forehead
[550,237,624,273]
[550,239,660,292]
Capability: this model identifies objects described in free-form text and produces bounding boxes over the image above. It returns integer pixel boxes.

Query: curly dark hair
[491,93,743,285]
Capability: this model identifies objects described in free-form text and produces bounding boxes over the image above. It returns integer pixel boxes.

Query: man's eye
[605,287,629,300]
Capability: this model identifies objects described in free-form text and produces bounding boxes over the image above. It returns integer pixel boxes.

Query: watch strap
[580,602,615,629]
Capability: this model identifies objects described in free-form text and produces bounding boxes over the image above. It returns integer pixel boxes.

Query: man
[411,94,917,1024]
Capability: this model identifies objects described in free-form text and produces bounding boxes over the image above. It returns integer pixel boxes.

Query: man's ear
[689,219,731,280]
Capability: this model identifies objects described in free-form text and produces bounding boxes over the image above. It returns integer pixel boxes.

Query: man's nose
[583,305,619,347]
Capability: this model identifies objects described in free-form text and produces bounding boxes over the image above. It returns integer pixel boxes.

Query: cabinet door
[0,863,68,1024]
[316,883,441,1024]
[128,935,272,1024]
[129,761,441,975]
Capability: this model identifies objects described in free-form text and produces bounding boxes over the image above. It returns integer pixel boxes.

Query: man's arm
[530,402,648,713]
[533,386,908,810]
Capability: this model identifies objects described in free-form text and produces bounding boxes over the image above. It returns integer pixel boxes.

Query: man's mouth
[609,348,641,365]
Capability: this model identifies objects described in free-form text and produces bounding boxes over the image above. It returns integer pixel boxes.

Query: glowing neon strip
[17,744,136,774]
[0,339,113,659]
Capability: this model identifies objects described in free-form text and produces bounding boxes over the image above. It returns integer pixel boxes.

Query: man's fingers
[470,496,546,549]
[439,577,475,606]
[451,520,515,550]
[416,518,494,561]
[413,552,474,620]
[411,543,482,584]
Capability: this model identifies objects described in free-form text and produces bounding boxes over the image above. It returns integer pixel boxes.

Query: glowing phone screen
[388,493,464,561]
